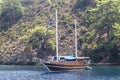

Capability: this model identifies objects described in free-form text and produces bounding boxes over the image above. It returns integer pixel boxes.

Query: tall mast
[75,19,77,58]
[56,9,59,61]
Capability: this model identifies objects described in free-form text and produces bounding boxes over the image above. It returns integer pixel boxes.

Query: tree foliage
[19,25,55,51]
[112,23,120,38]
[0,0,24,23]
[0,0,120,63]
[85,0,120,39]
[27,26,47,35]
[82,0,120,62]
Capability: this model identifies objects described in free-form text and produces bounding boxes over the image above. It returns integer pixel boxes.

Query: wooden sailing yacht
[43,10,91,72]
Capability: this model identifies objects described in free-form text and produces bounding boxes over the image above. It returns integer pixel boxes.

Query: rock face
[0,45,40,65]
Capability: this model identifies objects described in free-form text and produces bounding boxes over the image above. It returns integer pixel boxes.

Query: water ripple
[0,66,120,80]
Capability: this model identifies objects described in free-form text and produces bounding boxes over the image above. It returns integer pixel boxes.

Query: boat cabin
[53,56,90,62]
[54,56,76,61]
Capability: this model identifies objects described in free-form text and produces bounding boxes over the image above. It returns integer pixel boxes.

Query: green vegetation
[46,39,56,50]
[0,0,120,64]
[27,26,47,35]
[112,23,120,37]
[0,0,2,14]
[0,39,2,47]
[47,0,51,4]
[19,25,55,50]
[19,35,30,42]
[1,0,24,24]
[82,0,120,63]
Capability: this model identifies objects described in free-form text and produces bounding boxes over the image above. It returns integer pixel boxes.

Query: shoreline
[0,63,120,66]
[90,63,120,66]
[0,62,38,65]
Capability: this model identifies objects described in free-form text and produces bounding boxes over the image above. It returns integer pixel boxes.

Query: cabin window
[60,57,65,60]
[65,59,76,61]
[54,57,57,60]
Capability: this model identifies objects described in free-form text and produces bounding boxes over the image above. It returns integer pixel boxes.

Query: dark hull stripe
[43,64,89,71]
[44,63,89,67]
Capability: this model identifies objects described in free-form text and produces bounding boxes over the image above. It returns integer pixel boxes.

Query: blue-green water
[0,65,120,80]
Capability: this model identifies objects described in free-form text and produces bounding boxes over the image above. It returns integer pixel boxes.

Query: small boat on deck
[43,9,91,72]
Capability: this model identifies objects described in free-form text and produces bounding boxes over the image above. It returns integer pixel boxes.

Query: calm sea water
[0,65,120,80]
